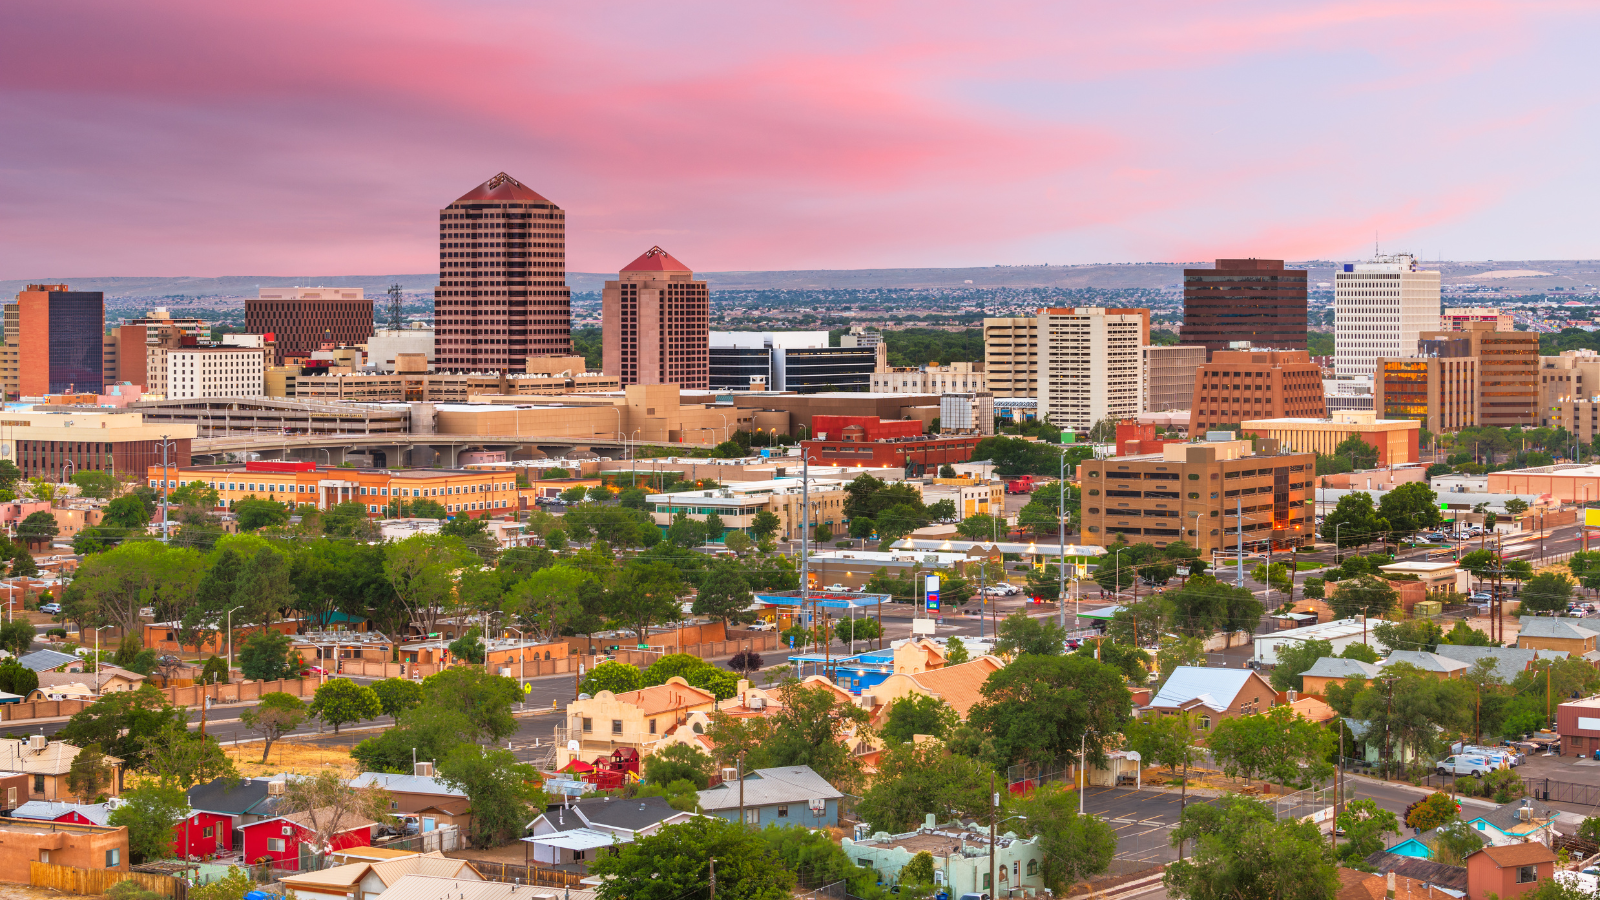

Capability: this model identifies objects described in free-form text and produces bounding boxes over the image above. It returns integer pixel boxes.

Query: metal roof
[520,828,626,851]
[697,766,843,811]
[1150,666,1255,712]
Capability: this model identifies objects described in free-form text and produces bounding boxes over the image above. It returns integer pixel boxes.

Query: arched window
[1027,860,1039,876]
[1199,715,1212,731]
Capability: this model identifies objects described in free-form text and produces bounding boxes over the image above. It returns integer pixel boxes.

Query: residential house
[186,776,287,850]
[1385,824,1487,861]
[1433,645,1566,682]
[27,682,95,702]
[239,807,376,871]
[33,667,146,696]
[523,796,700,866]
[1383,650,1470,678]
[556,677,718,770]
[348,769,469,834]
[368,876,597,900]
[1463,799,1561,848]
[1336,867,1464,900]
[0,819,128,881]
[843,815,1044,897]
[1299,658,1382,695]
[16,649,79,673]
[1362,851,1469,894]
[0,773,29,813]
[1465,842,1556,900]
[861,655,1005,727]
[1145,667,1278,731]
[11,800,112,826]
[1516,617,1600,657]
[1286,695,1339,723]
[697,765,843,828]
[279,851,481,900]
[0,737,123,803]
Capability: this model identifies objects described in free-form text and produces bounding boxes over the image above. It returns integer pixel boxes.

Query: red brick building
[801,434,983,471]
[1190,349,1326,433]
[810,415,923,442]
[1115,421,1185,457]
[602,247,709,390]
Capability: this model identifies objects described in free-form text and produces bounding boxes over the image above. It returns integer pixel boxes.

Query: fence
[1272,785,1334,829]
[374,828,462,855]
[1006,756,1075,795]
[0,677,322,721]
[31,862,184,899]
[454,859,586,888]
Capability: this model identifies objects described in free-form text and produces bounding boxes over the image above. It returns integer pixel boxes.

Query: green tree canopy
[438,744,546,849]
[878,694,959,745]
[964,654,1132,771]
[1013,782,1119,893]
[1165,794,1337,900]
[856,740,993,834]
[589,816,795,900]
[307,678,382,734]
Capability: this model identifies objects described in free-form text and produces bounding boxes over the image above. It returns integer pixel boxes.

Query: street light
[506,626,527,706]
[225,605,244,672]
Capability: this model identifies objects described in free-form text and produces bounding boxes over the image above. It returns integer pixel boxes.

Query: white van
[1436,755,1498,777]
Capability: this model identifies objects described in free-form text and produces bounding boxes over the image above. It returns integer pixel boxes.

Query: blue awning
[755,590,890,610]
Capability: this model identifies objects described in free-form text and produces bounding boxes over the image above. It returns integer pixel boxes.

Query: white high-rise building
[1334,253,1441,378]
[1037,307,1147,432]
[166,347,266,399]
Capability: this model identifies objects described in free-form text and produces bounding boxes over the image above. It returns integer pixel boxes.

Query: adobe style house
[0,819,128,881]
[556,676,718,770]
[862,655,1005,726]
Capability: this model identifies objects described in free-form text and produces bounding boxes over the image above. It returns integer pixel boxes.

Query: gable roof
[1473,842,1557,866]
[35,668,145,689]
[697,765,843,811]
[368,853,480,887]
[12,800,111,826]
[1474,798,1558,834]
[875,655,1005,721]
[1431,645,1555,677]
[1301,657,1382,680]
[243,807,376,834]
[1150,667,1263,712]
[348,772,466,798]
[1381,651,1470,675]
[572,796,688,832]
[1363,851,1469,892]
[187,776,276,815]
[1517,617,1599,641]
[18,649,79,672]
[620,246,692,274]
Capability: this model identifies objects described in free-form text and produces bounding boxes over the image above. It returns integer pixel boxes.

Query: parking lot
[1079,786,1212,864]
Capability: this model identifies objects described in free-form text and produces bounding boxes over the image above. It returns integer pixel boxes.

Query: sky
[2,0,1598,278]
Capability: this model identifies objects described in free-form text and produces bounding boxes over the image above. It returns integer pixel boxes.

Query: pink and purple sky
[2,0,1595,278]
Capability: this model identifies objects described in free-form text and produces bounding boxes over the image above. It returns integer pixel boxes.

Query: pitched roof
[186,776,275,815]
[1363,851,1469,892]
[610,680,717,717]
[697,765,843,811]
[1381,651,1470,675]
[244,807,376,834]
[1475,798,1558,834]
[18,649,79,672]
[368,853,480,887]
[35,668,144,688]
[1287,696,1338,723]
[1517,617,1599,641]
[1302,657,1382,680]
[572,796,688,832]
[12,800,110,826]
[452,173,553,207]
[1473,842,1557,866]
[0,738,121,776]
[620,246,692,274]
[1431,645,1552,677]
[1150,667,1260,712]
[375,874,599,900]
[348,772,466,798]
[877,655,1005,721]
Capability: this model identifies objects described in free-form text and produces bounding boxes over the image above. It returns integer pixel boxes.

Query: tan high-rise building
[434,172,570,374]
[1190,349,1326,434]
[1415,321,1538,429]
[601,247,709,390]
[983,317,1038,398]
[1037,307,1148,432]
[1143,344,1207,412]
[1,302,18,399]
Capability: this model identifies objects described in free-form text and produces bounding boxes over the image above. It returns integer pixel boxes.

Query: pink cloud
[0,0,1596,277]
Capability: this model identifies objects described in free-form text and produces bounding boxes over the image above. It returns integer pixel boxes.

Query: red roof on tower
[622,246,692,273]
[453,172,554,206]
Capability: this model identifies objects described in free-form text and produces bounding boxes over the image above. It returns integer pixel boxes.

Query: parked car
[1436,755,1498,777]
[300,666,328,676]
[823,583,849,592]
[747,621,776,632]
[40,602,61,614]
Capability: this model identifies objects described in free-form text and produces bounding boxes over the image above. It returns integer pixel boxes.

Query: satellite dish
[567,740,580,752]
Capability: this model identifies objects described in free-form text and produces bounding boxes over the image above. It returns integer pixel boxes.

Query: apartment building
[869,362,987,394]
[1143,345,1207,412]
[1540,350,1600,439]
[1414,321,1539,429]
[982,317,1038,398]
[1189,349,1326,434]
[602,247,709,390]
[1241,411,1420,466]
[1078,437,1316,553]
[646,478,850,541]
[1037,307,1148,432]
[166,347,266,399]
[0,302,18,399]
[1442,307,1513,332]
[1374,352,1479,434]
[1180,258,1307,357]
[840,326,882,349]
[149,459,529,518]
[1334,254,1441,378]
[433,172,571,372]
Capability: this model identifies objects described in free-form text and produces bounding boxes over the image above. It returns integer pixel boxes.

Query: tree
[1269,638,1335,693]
[233,496,291,531]
[694,561,755,627]
[1374,618,1445,653]
[186,868,255,900]
[751,509,781,540]
[140,726,238,789]
[581,660,646,695]
[109,781,189,862]
[956,513,1003,541]
[57,684,187,776]
[833,616,882,646]
[993,610,1066,656]
[1165,795,1337,900]
[725,531,754,555]
[1405,792,1459,831]
[857,740,993,833]
[276,769,392,866]
[945,636,970,664]
[68,541,204,633]
[729,649,763,674]
[66,744,115,802]
[239,692,306,762]
[762,679,872,791]
[1320,492,1385,551]
[901,851,937,890]
[308,678,382,734]
[1073,638,1150,683]
[71,469,120,499]
[0,617,33,658]
[370,678,424,717]
[0,660,40,698]
[238,629,299,681]
[1250,561,1293,602]
[1207,705,1335,788]
[199,656,229,685]
[384,534,479,640]
[590,816,795,900]
[422,667,522,743]
[1521,571,1575,616]
[1336,798,1400,866]
[18,510,59,547]
[1162,575,1264,644]
[1328,575,1399,621]
[965,654,1132,770]
[879,694,959,745]
[1505,498,1530,517]
[438,743,546,849]
[1332,434,1380,470]
[1014,783,1119,892]
[643,743,714,790]
[608,561,685,642]
[1154,635,1206,690]
[1123,712,1200,776]
[1378,481,1443,537]
[447,625,486,664]
[352,705,476,773]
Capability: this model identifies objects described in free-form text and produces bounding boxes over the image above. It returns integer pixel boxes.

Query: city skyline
[3,2,1597,280]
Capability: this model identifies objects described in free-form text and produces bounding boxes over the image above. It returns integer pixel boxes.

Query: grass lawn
[1294,561,1325,571]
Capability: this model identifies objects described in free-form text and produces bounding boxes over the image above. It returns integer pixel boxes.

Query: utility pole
[1237,498,1244,588]
[737,751,745,829]
[708,857,716,900]
[989,772,998,900]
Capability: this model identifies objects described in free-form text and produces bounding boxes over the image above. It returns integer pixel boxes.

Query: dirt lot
[0,884,86,900]
[225,740,360,778]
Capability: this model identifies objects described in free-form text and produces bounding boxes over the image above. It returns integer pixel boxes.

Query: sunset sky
[2,1,1596,277]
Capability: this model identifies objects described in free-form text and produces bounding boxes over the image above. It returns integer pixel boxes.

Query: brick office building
[15,284,104,396]
[247,287,371,358]
[433,172,571,373]
[801,432,984,470]
[1180,259,1307,358]
[602,247,709,390]
[1189,349,1326,434]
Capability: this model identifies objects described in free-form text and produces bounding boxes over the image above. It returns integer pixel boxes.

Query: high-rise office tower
[434,172,570,373]
[1180,259,1307,358]
[1037,307,1148,432]
[16,284,104,396]
[1334,253,1441,378]
[983,317,1039,398]
[602,247,709,390]
[247,287,371,357]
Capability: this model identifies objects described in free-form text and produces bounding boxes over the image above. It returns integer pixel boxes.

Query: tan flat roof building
[1241,412,1419,466]
[983,317,1037,398]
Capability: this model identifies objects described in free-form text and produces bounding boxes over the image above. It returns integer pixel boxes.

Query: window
[612,719,623,735]
[391,800,399,810]
[581,717,592,733]
[1517,866,1538,884]
[649,719,657,734]
[32,774,43,794]
[105,848,119,867]
[777,805,789,818]
[202,826,213,838]
[268,838,286,853]
[1198,716,1211,731]
[1027,859,1039,876]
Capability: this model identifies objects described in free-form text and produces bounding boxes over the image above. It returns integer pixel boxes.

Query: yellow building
[1241,411,1419,466]
[148,460,531,517]
[555,677,719,769]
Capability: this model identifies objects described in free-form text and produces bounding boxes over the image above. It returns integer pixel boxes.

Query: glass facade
[1381,360,1430,423]
[48,291,104,393]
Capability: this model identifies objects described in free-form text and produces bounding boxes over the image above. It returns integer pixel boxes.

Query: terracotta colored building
[149,459,528,519]
[602,247,709,390]
[0,819,127,878]
[1181,259,1308,358]
[433,172,570,373]
[800,434,984,471]
[1190,348,1326,434]
[1241,412,1419,466]
[16,284,104,396]
[1375,352,1479,434]
[1413,322,1539,430]
[1465,842,1555,900]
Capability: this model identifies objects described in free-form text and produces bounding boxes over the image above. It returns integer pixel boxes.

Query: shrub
[1483,767,1524,803]
[1454,776,1480,797]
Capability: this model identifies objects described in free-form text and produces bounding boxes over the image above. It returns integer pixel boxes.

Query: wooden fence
[457,859,586,889]
[0,677,319,721]
[31,862,184,899]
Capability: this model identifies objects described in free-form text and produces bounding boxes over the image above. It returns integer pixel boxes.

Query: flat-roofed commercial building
[1416,321,1538,429]
[870,362,987,394]
[248,287,371,358]
[16,284,105,396]
[148,459,529,518]
[0,411,195,481]
[1181,259,1307,357]
[1241,412,1420,466]
[1190,349,1326,433]
[709,331,879,393]
[646,478,850,541]
[801,433,985,472]
[1442,307,1513,332]
[1078,437,1315,553]
[1334,254,1441,379]
[1374,353,1478,434]
[983,317,1038,398]
[1144,344,1207,412]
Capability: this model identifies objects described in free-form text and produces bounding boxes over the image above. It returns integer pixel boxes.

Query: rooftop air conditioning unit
[415,761,435,777]
[748,697,765,710]
[267,781,286,796]
[720,768,738,782]
[28,735,46,752]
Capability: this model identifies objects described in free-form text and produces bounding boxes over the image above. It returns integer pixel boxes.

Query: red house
[172,810,234,858]
[239,809,374,870]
